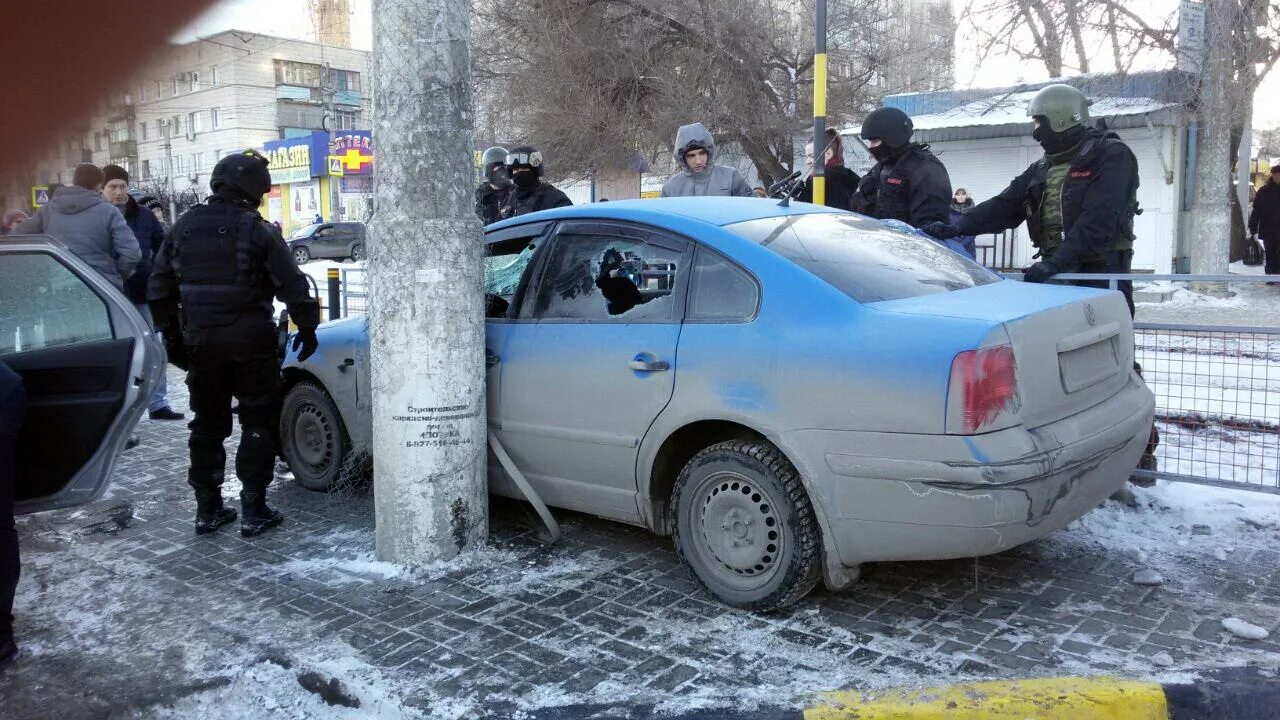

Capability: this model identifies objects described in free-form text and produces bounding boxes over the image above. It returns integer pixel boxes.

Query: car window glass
[688,248,758,321]
[0,252,113,354]
[725,213,999,303]
[291,224,319,239]
[533,234,681,321]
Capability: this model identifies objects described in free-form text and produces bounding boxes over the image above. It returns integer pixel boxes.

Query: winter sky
[179,0,1280,130]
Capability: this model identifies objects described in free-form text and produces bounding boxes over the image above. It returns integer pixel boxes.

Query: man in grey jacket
[660,123,753,198]
[16,163,139,288]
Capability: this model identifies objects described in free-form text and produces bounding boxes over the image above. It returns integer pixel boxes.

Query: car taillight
[951,345,1017,434]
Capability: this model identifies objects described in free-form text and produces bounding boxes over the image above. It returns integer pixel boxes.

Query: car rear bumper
[784,375,1155,566]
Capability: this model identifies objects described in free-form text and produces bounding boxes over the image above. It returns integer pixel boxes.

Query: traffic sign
[328,156,344,177]
[31,185,49,207]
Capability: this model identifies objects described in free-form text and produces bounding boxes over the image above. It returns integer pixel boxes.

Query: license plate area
[1058,337,1119,393]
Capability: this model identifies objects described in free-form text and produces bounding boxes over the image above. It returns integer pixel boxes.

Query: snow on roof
[844,92,1175,137]
[916,92,1173,131]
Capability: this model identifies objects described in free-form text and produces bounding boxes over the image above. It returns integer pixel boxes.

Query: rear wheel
[671,440,821,611]
[293,245,311,264]
[349,242,365,262]
[279,381,350,492]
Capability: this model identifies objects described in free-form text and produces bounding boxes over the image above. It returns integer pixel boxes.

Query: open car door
[1,235,163,514]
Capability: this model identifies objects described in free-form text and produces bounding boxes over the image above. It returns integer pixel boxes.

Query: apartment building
[7,30,370,218]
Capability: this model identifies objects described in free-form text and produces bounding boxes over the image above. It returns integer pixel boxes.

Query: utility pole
[162,119,177,223]
[368,0,488,564]
[811,0,827,206]
[323,61,342,221]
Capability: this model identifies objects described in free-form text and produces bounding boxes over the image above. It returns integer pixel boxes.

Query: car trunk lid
[874,279,1134,430]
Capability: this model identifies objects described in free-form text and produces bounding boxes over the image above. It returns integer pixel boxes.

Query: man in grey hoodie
[16,163,139,288]
[660,123,753,198]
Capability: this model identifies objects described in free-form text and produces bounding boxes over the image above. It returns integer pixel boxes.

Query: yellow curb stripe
[803,677,1168,720]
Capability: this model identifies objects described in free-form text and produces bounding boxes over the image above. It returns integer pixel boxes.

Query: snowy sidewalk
[1,371,1279,719]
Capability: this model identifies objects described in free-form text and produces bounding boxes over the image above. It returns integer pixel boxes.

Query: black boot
[194,491,237,535]
[240,492,283,538]
[0,637,18,673]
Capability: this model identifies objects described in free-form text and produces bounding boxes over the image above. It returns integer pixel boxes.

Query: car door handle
[486,349,500,368]
[629,354,670,372]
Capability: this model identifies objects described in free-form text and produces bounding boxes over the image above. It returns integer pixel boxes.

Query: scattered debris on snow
[1132,569,1164,586]
[1213,548,1229,561]
[1151,652,1175,667]
[1221,618,1270,641]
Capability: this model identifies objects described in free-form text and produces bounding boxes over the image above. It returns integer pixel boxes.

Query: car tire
[671,439,821,611]
[279,381,351,492]
[349,242,364,262]
[293,246,311,264]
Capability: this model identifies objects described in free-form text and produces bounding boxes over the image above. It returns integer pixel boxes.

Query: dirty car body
[280,198,1155,609]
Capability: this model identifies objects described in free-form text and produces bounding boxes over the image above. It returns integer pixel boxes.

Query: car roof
[485,197,838,235]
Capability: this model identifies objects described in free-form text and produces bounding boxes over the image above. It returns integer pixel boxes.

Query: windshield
[291,224,321,239]
[725,213,999,303]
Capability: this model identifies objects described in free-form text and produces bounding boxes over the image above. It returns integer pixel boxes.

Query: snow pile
[895,93,1173,132]
[1222,618,1270,641]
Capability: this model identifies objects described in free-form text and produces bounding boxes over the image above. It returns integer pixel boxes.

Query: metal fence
[340,267,368,316]
[332,265,1280,494]
[1045,272,1280,495]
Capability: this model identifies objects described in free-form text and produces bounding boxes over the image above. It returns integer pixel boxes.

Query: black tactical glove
[292,327,319,361]
[164,335,189,371]
[922,221,960,240]
[1022,260,1060,284]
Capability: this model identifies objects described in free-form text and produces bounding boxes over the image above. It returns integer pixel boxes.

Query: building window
[173,76,179,96]
[190,71,201,91]
[155,80,162,98]
[94,132,104,151]
[174,155,183,174]
[172,114,182,134]
[138,85,146,103]
[274,59,324,87]
[189,111,203,134]
[210,108,221,129]
[140,122,148,141]
[212,149,221,164]
[211,65,220,85]
[335,109,359,130]
[193,152,203,171]
[142,160,150,178]
[330,68,361,92]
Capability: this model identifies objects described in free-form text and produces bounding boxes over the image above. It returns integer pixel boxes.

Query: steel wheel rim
[351,245,363,260]
[294,248,309,263]
[291,402,334,474]
[689,470,784,591]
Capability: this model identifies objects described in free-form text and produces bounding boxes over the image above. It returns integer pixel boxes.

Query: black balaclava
[1032,122,1087,156]
[512,168,538,191]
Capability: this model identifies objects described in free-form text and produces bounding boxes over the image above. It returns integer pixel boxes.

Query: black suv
[287,222,366,263]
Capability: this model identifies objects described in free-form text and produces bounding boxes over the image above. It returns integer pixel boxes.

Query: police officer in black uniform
[922,84,1142,314]
[475,146,515,225]
[149,150,320,537]
[506,146,572,217]
[850,106,952,228]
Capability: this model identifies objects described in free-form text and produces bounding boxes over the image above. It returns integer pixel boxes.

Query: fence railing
[332,265,1280,494]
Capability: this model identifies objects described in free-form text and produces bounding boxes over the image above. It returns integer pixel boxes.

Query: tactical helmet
[481,146,508,167]
[1027,84,1092,133]
[860,107,914,148]
[211,149,272,199]
[504,145,545,177]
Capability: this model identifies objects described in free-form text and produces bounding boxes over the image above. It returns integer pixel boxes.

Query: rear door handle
[629,353,670,372]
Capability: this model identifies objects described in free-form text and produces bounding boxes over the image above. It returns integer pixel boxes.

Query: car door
[312,225,339,258]
[1,236,163,514]
[493,220,691,523]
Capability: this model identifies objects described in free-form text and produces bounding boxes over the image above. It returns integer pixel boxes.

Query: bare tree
[473,0,955,185]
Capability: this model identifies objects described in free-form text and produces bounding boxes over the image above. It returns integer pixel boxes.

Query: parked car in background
[277,198,1155,611]
[288,222,366,264]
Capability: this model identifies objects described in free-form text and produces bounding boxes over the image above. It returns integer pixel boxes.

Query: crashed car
[278,198,1155,611]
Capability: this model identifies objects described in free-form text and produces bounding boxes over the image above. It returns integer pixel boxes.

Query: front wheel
[671,440,821,611]
[279,382,351,492]
[293,245,311,264]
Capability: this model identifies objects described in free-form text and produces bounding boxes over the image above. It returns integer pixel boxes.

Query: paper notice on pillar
[1177,0,1206,74]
